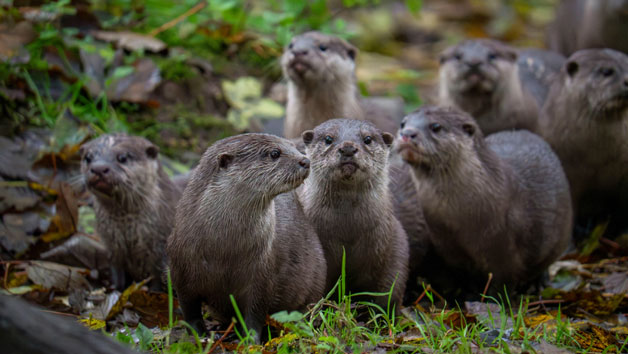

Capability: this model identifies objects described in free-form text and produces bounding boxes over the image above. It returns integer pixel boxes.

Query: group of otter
[78,2,628,340]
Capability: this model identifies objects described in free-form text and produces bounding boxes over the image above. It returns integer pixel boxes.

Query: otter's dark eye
[600,67,615,77]
[84,153,92,164]
[325,135,333,145]
[364,136,372,145]
[319,44,327,52]
[454,53,462,61]
[270,149,281,159]
[400,121,406,129]
[429,123,442,133]
[488,53,497,61]
[288,43,294,50]
[117,153,128,163]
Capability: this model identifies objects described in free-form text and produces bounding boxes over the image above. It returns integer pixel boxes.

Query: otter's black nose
[339,144,358,157]
[292,49,309,57]
[90,163,110,176]
[299,158,310,169]
[400,128,418,140]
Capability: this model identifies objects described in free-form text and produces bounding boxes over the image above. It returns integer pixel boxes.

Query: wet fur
[549,0,628,56]
[282,31,402,139]
[167,134,326,339]
[299,119,409,309]
[80,134,181,289]
[538,49,628,219]
[438,39,541,135]
[396,106,572,293]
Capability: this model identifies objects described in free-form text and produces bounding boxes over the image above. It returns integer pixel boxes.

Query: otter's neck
[412,146,510,229]
[300,171,392,231]
[200,185,276,257]
[285,80,363,139]
[93,179,163,216]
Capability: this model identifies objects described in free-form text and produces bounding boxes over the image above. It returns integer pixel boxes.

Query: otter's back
[486,130,572,268]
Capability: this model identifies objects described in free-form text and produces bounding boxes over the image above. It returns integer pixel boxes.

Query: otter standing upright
[299,119,409,309]
[395,106,572,293]
[438,39,563,135]
[167,134,326,340]
[281,31,403,139]
[538,49,628,221]
[80,134,182,290]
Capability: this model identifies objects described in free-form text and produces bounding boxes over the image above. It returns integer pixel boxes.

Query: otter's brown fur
[439,39,551,135]
[299,119,409,309]
[282,31,403,139]
[538,49,628,220]
[395,106,572,293]
[167,134,326,339]
[80,134,181,290]
[549,0,628,56]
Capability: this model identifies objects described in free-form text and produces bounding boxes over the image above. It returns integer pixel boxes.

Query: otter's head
[559,48,628,119]
[201,134,310,198]
[394,106,482,175]
[302,119,393,187]
[281,31,357,88]
[439,39,517,97]
[80,134,161,202]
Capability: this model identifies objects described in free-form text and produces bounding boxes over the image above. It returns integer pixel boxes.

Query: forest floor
[1,1,627,353]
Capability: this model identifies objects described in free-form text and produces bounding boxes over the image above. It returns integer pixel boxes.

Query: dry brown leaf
[91,30,166,52]
[25,260,90,291]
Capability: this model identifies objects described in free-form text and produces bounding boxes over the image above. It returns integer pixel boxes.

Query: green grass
[105,253,620,354]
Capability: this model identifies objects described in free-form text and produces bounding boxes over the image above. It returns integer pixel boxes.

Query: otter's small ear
[381,132,394,147]
[566,61,579,77]
[218,153,234,169]
[302,130,314,145]
[146,145,159,159]
[347,48,356,61]
[462,124,475,136]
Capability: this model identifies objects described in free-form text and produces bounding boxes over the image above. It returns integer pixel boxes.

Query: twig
[481,273,493,303]
[413,284,431,306]
[39,309,78,318]
[148,1,207,37]
[527,299,565,307]
[207,320,235,354]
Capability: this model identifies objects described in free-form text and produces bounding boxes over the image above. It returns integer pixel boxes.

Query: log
[0,294,138,354]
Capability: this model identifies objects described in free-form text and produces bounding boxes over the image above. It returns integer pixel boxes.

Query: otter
[167,134,326,340]
[549,0,628,56]
[395,106,572,294]
[299,119,409,310]
[538,49,628,223]
[438,39,564,135]
[80,134,182,290]
[281,31,404,139]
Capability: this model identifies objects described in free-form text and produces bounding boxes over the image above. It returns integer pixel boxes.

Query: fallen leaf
[602,272,628,295]
[107,279,149,320]
[0,22,36,64]
[91,30,167,52]
[25,260,90,291]
[40,233,110,270]
[79,315,107,330]
[0,212,47,254]
[574,325,620,352]
[106,58,162,104]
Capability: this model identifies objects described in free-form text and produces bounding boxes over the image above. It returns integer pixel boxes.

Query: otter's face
[394,107,480,175]
[281,31,357,87]
[80,134,160,201]
[214,135,310,197]
[562,49,628,119]
[302,119,393,186]
[439,40,517,96]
